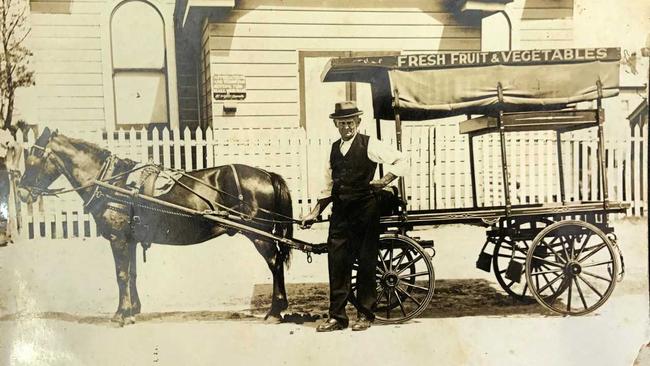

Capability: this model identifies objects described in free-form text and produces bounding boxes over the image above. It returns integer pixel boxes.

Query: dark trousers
[327,193,379,326]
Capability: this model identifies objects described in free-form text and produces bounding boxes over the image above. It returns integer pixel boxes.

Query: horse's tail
[269,171,292,268]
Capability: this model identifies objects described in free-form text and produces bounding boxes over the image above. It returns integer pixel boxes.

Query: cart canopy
[321,48,621,121]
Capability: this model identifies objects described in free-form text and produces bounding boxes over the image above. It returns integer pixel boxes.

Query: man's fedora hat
[329,101,363,119]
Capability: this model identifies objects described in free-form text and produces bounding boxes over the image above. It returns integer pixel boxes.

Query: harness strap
[136,164,161,197]
[179,166,300,224]
[229,164,246,214]
[172,178,217,212]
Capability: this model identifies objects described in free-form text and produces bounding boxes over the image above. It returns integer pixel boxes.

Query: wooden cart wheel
[351,234,435,324]
[492,219,553,301]
[492,236,532,300]
[525,220,618,316]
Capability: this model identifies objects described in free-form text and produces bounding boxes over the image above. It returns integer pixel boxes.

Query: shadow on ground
[0,279,556,326]
[250,279,556,324]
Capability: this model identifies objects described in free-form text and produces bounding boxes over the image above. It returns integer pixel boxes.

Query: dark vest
[330,134,377,198]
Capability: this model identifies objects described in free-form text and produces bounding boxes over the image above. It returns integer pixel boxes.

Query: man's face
[334,117,360,141]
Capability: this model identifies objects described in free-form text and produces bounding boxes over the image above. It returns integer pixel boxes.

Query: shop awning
[321,48,621,121]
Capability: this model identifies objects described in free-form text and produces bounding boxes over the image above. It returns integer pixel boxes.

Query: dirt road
[0,219,647,365]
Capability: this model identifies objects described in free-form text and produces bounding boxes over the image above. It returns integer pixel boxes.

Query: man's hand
[300,211,319,229]
[300,198,331,229]
[370,173,397,190]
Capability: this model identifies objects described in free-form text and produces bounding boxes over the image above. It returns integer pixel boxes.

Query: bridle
[20,135,89,197]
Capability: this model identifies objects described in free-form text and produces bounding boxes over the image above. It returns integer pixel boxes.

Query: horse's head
[17,128,62,203]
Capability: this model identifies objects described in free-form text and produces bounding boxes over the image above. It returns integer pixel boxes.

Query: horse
[17,128,294,325]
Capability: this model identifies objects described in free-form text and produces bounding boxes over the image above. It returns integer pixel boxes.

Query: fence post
[183,127,193,171]
[642,125,648,216]
[196,127,205,170]
[162,128,171,168]
[633,132,641,215]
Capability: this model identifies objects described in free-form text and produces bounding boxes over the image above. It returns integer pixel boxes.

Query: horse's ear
[35,127,52,148]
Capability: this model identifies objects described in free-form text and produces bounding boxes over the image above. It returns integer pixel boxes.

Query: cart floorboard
[381,201,629,227]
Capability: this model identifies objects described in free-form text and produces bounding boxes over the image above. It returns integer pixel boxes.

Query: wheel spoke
[386,290,392,318]
[541,238,567,264]
[394,289,407,317]
[567,277,573,312]
[541,273,556,293]
[399,271,430,280]
[578,243,607,263]
[388,243,394,271]
[560,237,570,263]
[382,247,391,262]
[569,235,576,260]
[396,285,422,307]
[506,279,515,288]
[522,282,528,297]
[401,282,430,292]
[537,272,564,294]
[581,269,613,282]
[376,287,386,305]
[497,254,527,260]
[582,260,614,268]
[531,256,564,268]
[542,235,561,249]
[397,253,424,275]
[529,268,564,276]
[378,253,389,273]
[394,251,408,270]
[574,277,588,310]
[576,233,593,258]
[577,274,604,298]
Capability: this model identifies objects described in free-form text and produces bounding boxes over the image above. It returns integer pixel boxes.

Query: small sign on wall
[213,74,246,100]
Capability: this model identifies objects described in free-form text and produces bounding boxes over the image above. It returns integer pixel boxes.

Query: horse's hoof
[277,300,289,312]
[264,315,283,324]
[126,316,136,325]
[110,315,125,327]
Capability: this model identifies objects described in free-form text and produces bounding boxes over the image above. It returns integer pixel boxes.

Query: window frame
[298,50,400,129]
[107,0,176,130]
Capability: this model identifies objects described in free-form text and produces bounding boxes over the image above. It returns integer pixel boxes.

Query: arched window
[111,1,168,125]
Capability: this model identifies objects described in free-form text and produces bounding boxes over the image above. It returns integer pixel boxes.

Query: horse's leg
[250,237,289,323]
[128,240,141,316]
[109,237,134,326]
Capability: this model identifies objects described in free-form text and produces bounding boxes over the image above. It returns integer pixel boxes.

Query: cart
[318,47,628,320]
[70,47,628,325]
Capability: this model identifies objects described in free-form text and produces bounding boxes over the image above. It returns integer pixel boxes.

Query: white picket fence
[9,123,648,239]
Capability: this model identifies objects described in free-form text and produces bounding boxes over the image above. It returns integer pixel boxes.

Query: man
[302,101,407,332]
[0,127,19,246]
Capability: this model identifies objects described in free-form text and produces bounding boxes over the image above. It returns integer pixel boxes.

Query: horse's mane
[58,133,112,161]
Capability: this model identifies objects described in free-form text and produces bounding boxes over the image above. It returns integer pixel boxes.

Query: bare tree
[0,0,33,130]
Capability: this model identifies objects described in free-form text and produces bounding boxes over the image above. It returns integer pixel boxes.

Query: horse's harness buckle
[230,164,247,218]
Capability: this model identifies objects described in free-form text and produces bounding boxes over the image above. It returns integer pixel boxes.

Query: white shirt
[319,133,408,199]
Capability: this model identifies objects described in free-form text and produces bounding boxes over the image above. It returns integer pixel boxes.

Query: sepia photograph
[0,0,648,365]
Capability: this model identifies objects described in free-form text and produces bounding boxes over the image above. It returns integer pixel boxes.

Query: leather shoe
[316,318,346,332]
[351,316,372,331]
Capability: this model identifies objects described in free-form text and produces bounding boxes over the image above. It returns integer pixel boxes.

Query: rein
[25,143,301,226]
[171,167,302,225]
[23,145,91,196]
